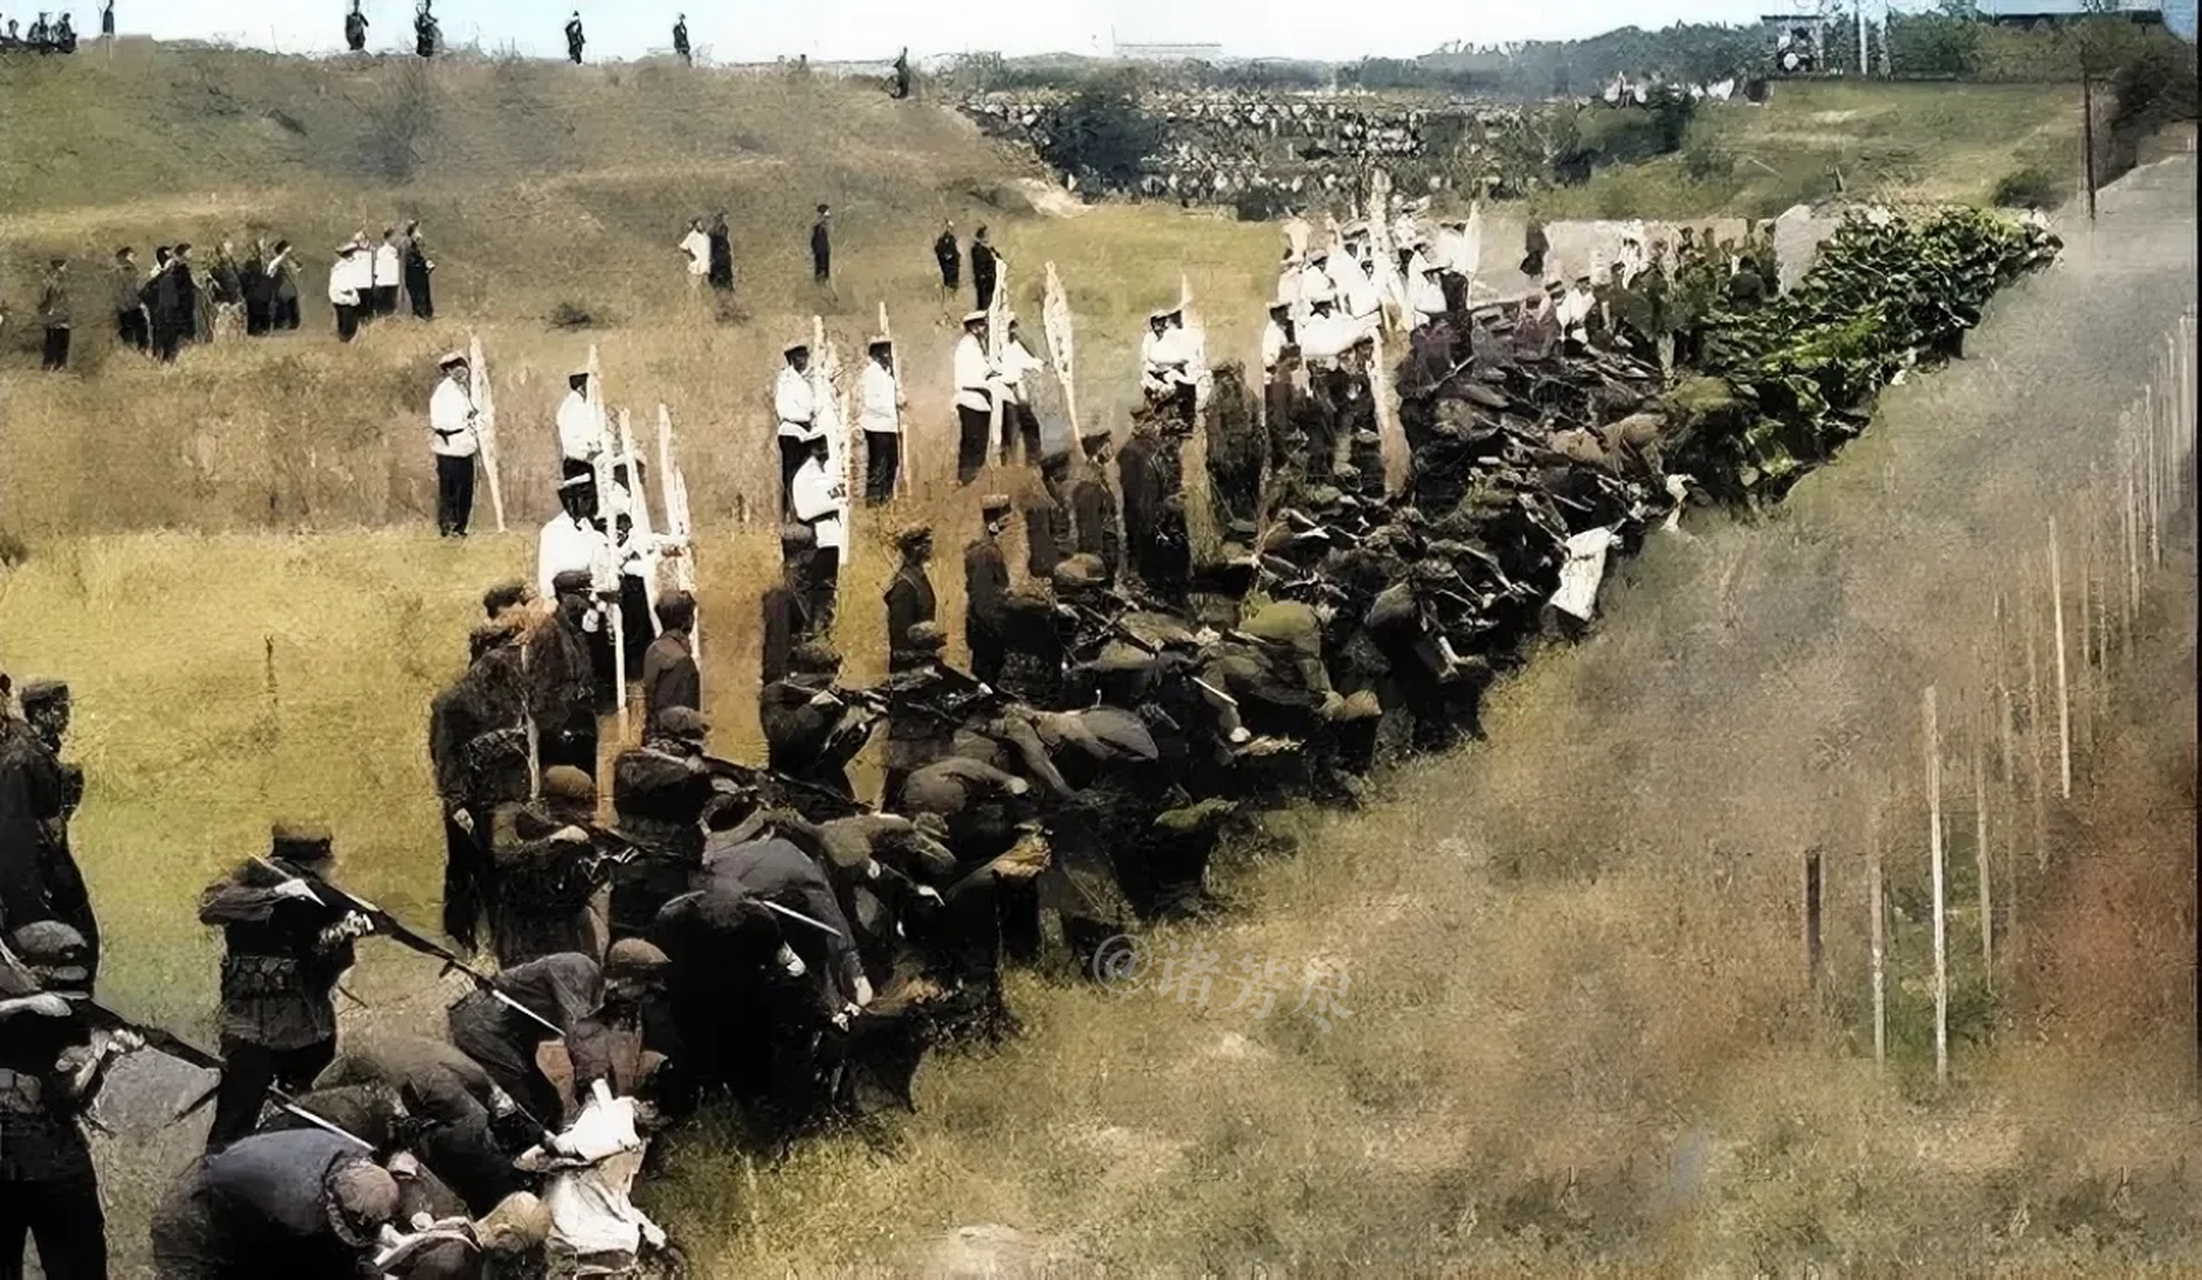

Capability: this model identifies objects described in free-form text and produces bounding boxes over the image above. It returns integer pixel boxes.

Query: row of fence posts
[1799,311,2196,1084]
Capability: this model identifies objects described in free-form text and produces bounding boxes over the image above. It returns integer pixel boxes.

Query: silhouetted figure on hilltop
[101,0,114,39]
[893,48,910,99]
[673,14,689,65]
[344,1,368,53]
[415,0,440,58]
[565,11,584,64]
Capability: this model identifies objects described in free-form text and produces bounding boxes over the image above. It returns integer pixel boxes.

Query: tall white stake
[1926,686,1949,1085]
[2048,518,2072,800]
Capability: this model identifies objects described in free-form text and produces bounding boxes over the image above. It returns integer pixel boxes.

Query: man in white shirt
[373,229,402,317]
[1139,307,1194,423]
[951,312,995,486]
[428,351,480,537]
[774,342,816,515]
[1558,273,1597,352]
[858,337,905,503]
[1434,217,1472,314]
[677,219,710,292]
[1261,301,1293,381]
[556,371,600,484]
[995,317,1047,466]
[788,435,847,627]
[1166,310,1213,413]
[328,241,365,343]
[1409,260,1448,329]
[538,475,607,604]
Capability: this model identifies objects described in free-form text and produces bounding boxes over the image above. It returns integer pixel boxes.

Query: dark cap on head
[271,821,335,863]
[606,938,671,981]
[482,580,531,617]
[541,766,595,804]
[893,522,933,551]
[653,707,710,741]
[980,494,1012,518]
[791,641,842,674]
[551,569,595,596]
[19,680,69,709]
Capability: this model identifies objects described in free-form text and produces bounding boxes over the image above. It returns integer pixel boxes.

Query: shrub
[1683,141,1736,182]
[548,301,609,330]
[1034,80,1165,193]
[1990,165,2061,208]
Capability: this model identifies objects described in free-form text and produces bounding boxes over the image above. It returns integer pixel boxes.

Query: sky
[118,0,1805,64]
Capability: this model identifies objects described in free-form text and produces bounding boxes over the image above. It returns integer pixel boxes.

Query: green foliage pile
[1033,82,1166,192]
[1670,207,2061,500]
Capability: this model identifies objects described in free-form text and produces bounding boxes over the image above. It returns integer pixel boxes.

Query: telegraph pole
[2081,70,2099,222]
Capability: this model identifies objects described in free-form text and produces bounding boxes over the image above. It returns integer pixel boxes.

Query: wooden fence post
[1926,686,1949,1085]
[1804,848,1824,990]
[2049,519,2073,800]
[1868,808,1886,1070]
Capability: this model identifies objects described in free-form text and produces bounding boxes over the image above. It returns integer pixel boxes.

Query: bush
[1990,165,2061,208]
[1683,141,1736,182]
[548,301,609,330]
[1034,81,1164,193]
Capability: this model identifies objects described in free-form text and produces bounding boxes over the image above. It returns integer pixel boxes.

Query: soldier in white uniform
[858,337,905,503]
[556,370,599,484]
[951,312,995,486]
[994,317,1047,467]
[428,351,481,537]
[788,435,847,628]
[774,343,816,516]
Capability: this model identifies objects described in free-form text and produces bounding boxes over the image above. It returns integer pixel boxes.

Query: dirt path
[663,160,2200,1275]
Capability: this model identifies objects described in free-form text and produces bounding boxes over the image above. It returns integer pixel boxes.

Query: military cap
[905,622,947,652]
[893,522,934,551]
[557,472,594,491]
[962,310,989,326]
[1079,427,1114,451]
[482,580,532,616]
[605,938,671,980]
[1268,300,1290,313]
[782,342,809,358]
[9,920,91,985]
[1148,306,1180,322]
[654,707,710,740]
[438,351,467,369]
[980,493,1013,517]
[867,335,893,351]
[780,522,816,550]
[328,1160,401,1229]
[550,569,594,595]
[569,369,590,383]
[790,641,843,673]
[19,679,69,709]
[271,821,335,863]
[541,766,595,803]
[1087,640,1155,674]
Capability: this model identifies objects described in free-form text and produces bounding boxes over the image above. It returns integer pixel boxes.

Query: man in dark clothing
[810,205,832,283]
[933,222,960,292]
[1118,421,1187,597]
[760,642,880,801]
[427,625,531,952]
[112,247,148,352]
[401,220,434,319]
[446,951,601,1131]
[1022,455,1070,583]
[197,825,370,1152]
[0,681,97,983]
[1,921,137,1280]
[100,0,115,39]
[564,11,585,63]
[609,708,733,937]
[149,1130,400,1279]
[640,590,701,728]
[528,571,601,781]
[344,0,368,52]
[1070,430,1123,580]
[970,227,998,311]
[310,1033,518,1214]
[760,531,815,688]
[883,524,938,674]
[486,766,609,967]
[1364,561,1481,753]
[672,14,690,64]
[707,212,734,294]
[414,1,439,58]
[892,47,910,99]
[267,240,301,332]
[240,241,273,336]
[151,244,199,361]
[964,496,1013,686]
[37,259,70,371]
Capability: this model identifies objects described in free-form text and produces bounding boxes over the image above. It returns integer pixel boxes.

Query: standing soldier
[964,496,1013,686]
[810,205,833,284]
[0,922,139,1280]
[428,351,481,538]
[565,11,585,63]
[970,226,998,312]
[36,258,69,372]
[197,824,372,1152]
[760,531,816,687]
[640,590,701,727]
[933,221,960,293]
[328,240,365,344]
[789,436,848,629]
[344,0,368,52]
[673,14,690,65]
[884,524,938,673]
[892,46,911,99]
[112,247,148,353]
[414,0,438,57]
[529,569,604,781]
[268,239,301,332]
[952,310,995,486]
[555,370,599,485]
[101,0,115,39]
[774,343,817,515]
[0,681,96,983]
[373,230,402,319]
[428,624,530,953]
[677,218,710,292]
[858,336,905,503]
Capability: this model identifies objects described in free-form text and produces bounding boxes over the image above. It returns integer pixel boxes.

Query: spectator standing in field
[401,220,435,319]
[707,212,734,295]
[329,240,366,344]
[678,219,710,293]
[428,351,481,538]
[673,14,689,65]
[344,0,368,51]
[374,230,402,318]
[36,258,69,371]
[112,247,148,353]
[970,226,998,311]
[268,240,301,332]
[565,11,585,64]
[811,205,833,284]
[934,221,960,293]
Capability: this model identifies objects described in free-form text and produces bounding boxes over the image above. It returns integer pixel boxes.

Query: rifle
[260,858,565,1039]
[0,936,374,1150]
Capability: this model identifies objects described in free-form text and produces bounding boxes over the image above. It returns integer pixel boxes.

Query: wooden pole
[2081,71,2099,224]
[1868,808,1886,1069]
[1804,848,1824,990]
[1995,591,2017,785]
[1974,722,1993,984]
[2123,426,2141,650]
[2023,564,2048,869]
[1926,686,1949,1085]
[2049,518,2072,800]
[2146,385,2163,568]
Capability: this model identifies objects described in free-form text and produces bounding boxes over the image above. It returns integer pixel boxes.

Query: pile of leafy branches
[1670,206,2060,501]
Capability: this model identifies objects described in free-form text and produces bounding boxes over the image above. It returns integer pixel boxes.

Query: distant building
[1113,41,1225,63]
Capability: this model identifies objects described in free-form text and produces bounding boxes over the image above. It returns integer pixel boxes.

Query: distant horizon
[92,0,1831,66]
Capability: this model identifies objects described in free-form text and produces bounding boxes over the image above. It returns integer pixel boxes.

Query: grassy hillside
[0,41,1280,536]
